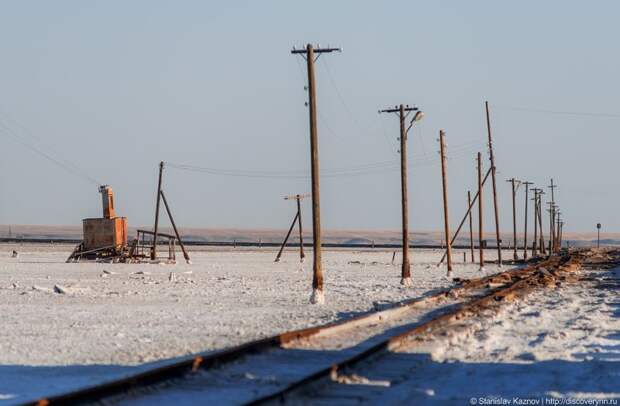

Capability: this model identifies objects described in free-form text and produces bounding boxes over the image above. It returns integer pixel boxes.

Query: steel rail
[248,253,584,405]
[27,258,553,406]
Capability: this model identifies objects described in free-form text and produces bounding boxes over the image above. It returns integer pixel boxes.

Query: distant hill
[0,224,617,247]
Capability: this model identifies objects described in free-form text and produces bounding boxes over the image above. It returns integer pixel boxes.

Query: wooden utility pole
[147,161,192,263]
[151,161,164,260]
[437,167,492,266]
[467,191,475,263]
[485,101,502,265]
[274,194,309,263]
[296,196,305,259]
[439,130,452,275]
[531,189,540,257]
[477,152,484,270]
[159,190,191,263]
[547,202,555,255]
[522,182,533,260]
[291,44,340,304]
[555,211,561,252]
[548,179,557,252]
[556,214,560,250]
[379,104,423,286]
[538,191,546,255]
[506,178,520,260]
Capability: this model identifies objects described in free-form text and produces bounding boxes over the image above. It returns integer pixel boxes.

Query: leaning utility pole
[477,152,484,270]
[148,161,191,264]
[379,104,423,286]
[467,190,475,263]
[437,167,492,266]
[159,190,191,264]
[152,161,164,260]
[291,44,341,304]
[274,194,309,263]
[485,101,502,265]
[506,178,520,260]
[439,130,452,275]
[537,191,546,255]
[522,181,533,260]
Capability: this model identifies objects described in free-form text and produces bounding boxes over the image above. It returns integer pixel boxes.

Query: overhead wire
[165,138,481,180]
[494,105,620,119]
[0,109,100,179]
[320,57,398,156]
[0,115,102,186]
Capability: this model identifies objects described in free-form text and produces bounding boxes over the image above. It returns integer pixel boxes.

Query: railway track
[28,251,600,406]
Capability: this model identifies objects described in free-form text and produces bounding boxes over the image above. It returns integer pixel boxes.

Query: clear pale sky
[0,0,618,233]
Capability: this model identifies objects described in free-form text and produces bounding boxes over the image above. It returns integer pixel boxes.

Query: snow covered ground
[4,244,616,405]
[0,243,498,404]
[303,264,620,404]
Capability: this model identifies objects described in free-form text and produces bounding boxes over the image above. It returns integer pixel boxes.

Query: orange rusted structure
[67,185,187,263]
[100,185,116,219]
[82,186,127,251]
[82,217,127,250]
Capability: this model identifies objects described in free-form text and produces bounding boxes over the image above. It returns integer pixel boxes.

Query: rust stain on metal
[191,356,203,372]
[82,217,127,251]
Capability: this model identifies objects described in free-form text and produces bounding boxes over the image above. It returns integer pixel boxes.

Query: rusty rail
[248,253,586,405]
[27,256,558,406]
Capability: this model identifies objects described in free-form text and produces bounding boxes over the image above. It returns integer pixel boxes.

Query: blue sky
[0,1,618,232]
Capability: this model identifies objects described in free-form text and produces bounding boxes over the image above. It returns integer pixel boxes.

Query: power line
[165,143,479,180]
[165,161,400,179]
[320,57,398,156]
[0,110,99,177]
[495,105,620,119]
[0,118,101,185]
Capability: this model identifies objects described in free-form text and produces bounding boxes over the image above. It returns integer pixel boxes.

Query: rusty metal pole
[468,190,474,263]
[159,190,191,263]
[151,161,164,260]
[296,195,305,262]
[522,182,532,260]
[485,101,502,266]
[506,178,519,260]
[274,211,300,262]
[439,130,452,275]
[477,152,484,270]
